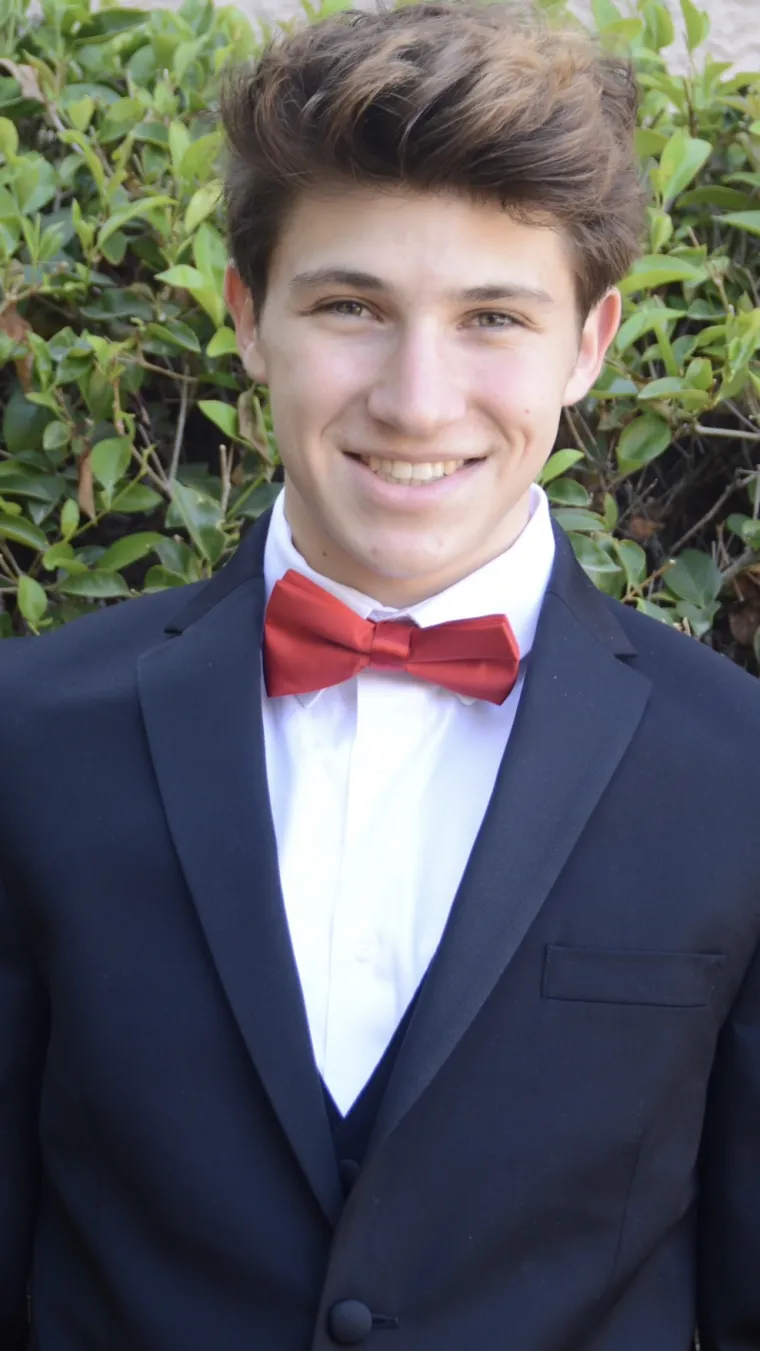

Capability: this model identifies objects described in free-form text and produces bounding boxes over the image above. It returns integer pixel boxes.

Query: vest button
[339,1158,362,1195]
[327,1299,373,1344]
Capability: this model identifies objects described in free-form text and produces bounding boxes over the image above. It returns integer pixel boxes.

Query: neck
[282,488,534,609]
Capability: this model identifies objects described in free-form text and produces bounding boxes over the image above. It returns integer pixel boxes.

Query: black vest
[322,995,418,1197]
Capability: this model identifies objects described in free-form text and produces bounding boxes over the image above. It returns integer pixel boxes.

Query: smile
[349,454,484,486]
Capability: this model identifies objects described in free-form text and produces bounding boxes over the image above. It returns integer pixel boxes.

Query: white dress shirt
[261,484,556,1114]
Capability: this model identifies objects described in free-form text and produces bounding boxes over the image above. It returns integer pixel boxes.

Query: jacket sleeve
[0,867,48,1347]
[697,939,760,1350]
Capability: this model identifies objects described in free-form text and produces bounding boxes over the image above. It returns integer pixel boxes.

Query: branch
[721,548,760,587]
[669,477,744,555]
[168,368,191,486]
[694,424,760,443]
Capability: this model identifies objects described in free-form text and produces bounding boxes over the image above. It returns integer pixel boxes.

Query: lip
[344,453,486,507]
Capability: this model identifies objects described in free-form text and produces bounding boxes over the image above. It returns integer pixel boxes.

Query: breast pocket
[542,945,726,1008]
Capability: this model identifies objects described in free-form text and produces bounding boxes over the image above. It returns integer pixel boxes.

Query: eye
[315,299,371,318]
[471,311,522,329]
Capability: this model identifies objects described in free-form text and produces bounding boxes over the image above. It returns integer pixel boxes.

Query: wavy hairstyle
[220,0,649,320]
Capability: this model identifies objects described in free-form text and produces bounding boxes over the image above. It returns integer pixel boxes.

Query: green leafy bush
[0,0,758,672]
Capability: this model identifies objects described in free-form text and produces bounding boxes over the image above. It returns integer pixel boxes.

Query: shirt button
[354,937,376,963]
[327,1299,373,1344]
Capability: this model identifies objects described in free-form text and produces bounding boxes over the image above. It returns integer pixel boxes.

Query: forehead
[267,183,577,309]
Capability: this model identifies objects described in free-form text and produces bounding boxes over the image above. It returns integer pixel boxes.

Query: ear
[224,264,268,383]
[562,288,622,407]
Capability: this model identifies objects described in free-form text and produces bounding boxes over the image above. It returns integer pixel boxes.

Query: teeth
[363,456,467,483]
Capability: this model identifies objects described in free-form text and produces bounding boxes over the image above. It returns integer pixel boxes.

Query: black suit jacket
[1,506,760,1351]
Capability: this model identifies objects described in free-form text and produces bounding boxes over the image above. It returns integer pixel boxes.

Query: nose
[366,326,466,437]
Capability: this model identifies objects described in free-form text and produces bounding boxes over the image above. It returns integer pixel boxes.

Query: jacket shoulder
[605,592,760,728]
[0,581,208,697]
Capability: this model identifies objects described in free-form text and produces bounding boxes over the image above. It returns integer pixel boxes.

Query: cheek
[281,339,365,428]
[483,351,565,427]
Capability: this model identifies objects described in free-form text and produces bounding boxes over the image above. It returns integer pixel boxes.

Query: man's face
[225,184,621,606]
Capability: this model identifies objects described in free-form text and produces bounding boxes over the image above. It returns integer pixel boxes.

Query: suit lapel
[137,508,343,1225]
[136,505,652,1194]
[370,526,652,1150]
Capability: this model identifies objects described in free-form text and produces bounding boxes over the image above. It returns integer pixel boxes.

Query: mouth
[345,453,485,486]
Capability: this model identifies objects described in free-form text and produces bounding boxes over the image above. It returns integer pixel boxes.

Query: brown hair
[220,0,649,321]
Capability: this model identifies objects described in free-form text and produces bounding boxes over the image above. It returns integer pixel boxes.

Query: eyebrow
[288,267,556,307]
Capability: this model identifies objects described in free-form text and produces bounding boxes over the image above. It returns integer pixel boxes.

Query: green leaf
[665,549,722,606]
[551,508,607,534]
[0,512,48,551]
[111,482,163,514]
[3,389,54,453]
[636,598,677,625]
[170,479,223,561]
[156,265,226,326]
[656,131,711,207]
[154,535,201,579]
[206,327,239,358]
[67,95,96,133]
[673,599,718,639]
[636,129,669,160]
[721,212,760,238]
[568,534,623,590]
[179,131,221,182]
[198,399,238,440]
[43,542,76,571]
[683,358,713,390]
[616,414,671,474]
[545,477,590,507]
[145,321,201,353]
[615,306,687,354]
[679,186,754,211]
[680,0,709,50]
[642,0,675,48]
[101,232,127,266]
[96,195,175,251]
[637,376,687,400]
[538,449,584,485]
[57,571,131,598]
[96,532,166,571]
[648,208,673,254]
[188,286,225,329]
[142,564,188,592]
[615,539,648,590]
[169,119,192,177]
[591,0,623,27]
[0,469,63,506]
[0,116,19,159]
[227,479,282,521]
[98,95,144,143]
[90,437,133,495]
[60,498,80,540]
[193,221,226,290]
[155,264,207,289]
[727,514,760,549]
[618,255,708,295]
[184,181,222,234]
[43,421,70,451]
[17,575,48,626]
[57,128,107,198]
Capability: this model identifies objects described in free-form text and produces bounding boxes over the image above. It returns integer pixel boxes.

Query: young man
[1,2,759,1348]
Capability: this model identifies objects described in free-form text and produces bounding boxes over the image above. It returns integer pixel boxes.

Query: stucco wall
[568,0,760,73]
[223,0,759,73]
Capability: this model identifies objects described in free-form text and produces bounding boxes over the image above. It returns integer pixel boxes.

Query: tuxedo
[259,482,556,1112]
[1,501,760,1351]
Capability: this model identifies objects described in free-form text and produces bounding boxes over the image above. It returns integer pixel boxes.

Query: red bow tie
[263,569,521,705]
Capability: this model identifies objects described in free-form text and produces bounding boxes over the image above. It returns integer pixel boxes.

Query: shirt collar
[263,482,556,707]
